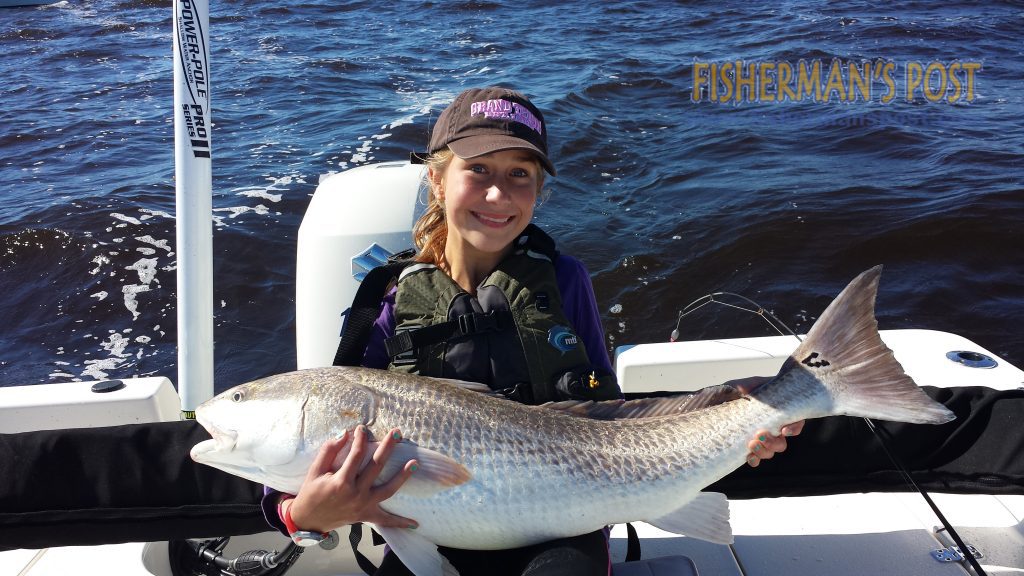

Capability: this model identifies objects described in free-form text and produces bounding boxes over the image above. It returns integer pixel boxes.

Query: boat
[2,159,1022,576]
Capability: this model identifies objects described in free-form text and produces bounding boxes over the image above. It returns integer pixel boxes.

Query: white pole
[172,0,214,417]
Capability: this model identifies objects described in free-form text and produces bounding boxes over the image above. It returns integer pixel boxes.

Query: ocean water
[1,1,1021,391]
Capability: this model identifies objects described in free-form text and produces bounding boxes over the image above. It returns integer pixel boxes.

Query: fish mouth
[191,418,238,462]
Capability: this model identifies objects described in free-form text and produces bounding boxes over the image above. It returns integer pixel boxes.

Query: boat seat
[612,556,699,576]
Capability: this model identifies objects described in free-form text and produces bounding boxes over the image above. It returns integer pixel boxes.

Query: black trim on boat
[1,386,1022,552]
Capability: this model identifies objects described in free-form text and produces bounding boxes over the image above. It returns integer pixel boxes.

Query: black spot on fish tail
[800,352,831,368]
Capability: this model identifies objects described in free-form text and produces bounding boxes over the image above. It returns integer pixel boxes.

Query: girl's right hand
[283,425,419,533]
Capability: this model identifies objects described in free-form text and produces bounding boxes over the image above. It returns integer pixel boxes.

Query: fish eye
[231,390,245,403]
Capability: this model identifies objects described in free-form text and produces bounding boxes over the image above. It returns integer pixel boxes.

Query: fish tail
[789,266,955,424]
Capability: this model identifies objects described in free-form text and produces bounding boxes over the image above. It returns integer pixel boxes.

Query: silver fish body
[191,266,955,576]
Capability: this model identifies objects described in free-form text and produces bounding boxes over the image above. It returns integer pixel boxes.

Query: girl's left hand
[745,421,805,467]
[724,376,806,468]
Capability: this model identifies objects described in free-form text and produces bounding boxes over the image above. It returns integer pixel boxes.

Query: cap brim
[448,135,556,176]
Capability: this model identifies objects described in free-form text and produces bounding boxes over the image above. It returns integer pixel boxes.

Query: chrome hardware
[945,350,997,369]
[931,545,983,563]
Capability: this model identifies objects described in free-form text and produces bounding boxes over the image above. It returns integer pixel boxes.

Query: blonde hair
[412,149,453,267]
[411,148,547,268]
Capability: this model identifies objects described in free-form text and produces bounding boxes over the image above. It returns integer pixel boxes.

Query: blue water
[1,1,1022,391]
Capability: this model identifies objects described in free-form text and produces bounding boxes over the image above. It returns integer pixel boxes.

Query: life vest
[383,225,618,405]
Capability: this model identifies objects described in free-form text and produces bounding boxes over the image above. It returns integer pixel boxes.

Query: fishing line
[672,293,988,576]
[670,292,797,342]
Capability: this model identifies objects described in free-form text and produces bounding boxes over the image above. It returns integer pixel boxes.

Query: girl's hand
[284,425,419,533]
[726,376,806,468]
[745,421,805,467]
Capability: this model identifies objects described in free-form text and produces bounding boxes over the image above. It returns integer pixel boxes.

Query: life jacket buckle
[458,311,501,335]
[388,326,421,366]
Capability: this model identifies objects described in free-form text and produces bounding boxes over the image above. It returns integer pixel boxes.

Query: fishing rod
[672,292,990,576]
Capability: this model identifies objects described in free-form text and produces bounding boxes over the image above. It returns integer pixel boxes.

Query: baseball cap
[412,86,556,175]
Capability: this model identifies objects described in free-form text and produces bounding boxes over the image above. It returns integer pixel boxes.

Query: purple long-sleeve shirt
[262,253,612,533]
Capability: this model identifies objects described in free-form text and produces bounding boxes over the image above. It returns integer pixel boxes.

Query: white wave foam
[135,235,172,253]
[101,332,131,358]
[88,255,110,275]
[111,213,142,225]
[126,257,159,285]
[139,208,173,220]
[237,189,283,202]
[81,357,121,381]
[122,284,151,320]
[213,204,271,226]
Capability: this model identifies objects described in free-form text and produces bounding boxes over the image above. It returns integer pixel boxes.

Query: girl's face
[435,149,542,262]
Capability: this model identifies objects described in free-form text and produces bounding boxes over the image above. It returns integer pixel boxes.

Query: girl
[268,86,801,576]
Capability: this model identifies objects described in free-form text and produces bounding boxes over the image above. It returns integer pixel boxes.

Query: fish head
[190,372,313,488]
[189,368,382,492]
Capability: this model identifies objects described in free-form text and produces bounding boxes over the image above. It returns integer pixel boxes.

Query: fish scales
[340,368,799,549]
[343,370,686,547]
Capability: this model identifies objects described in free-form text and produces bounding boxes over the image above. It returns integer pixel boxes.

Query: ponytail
[412,149,455,268]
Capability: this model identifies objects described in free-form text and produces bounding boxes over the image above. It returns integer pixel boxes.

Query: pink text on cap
[470,99,543,135]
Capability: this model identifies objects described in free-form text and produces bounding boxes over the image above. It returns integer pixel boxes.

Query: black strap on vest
[384,309,515,359]
[332,259,412,368]
[333,255,412,576]
[517,223,558,261]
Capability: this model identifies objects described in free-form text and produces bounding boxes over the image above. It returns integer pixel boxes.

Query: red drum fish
[191,266,954,576]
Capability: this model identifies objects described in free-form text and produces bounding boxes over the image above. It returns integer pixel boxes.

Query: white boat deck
[610,493,1024,576]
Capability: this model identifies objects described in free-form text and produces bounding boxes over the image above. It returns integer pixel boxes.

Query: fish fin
[374,525,457,576]
[646,492,733,545]
[790,265,955,424]
[430,377,496,395]
[542,385,743,420]
[388,441,472,493]
[333,440,472,497]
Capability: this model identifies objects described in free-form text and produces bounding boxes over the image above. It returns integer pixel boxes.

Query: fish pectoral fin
[374,525,457,576]
[331,439,472,497]
[379,442,472,497]
[647,492,733,545]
